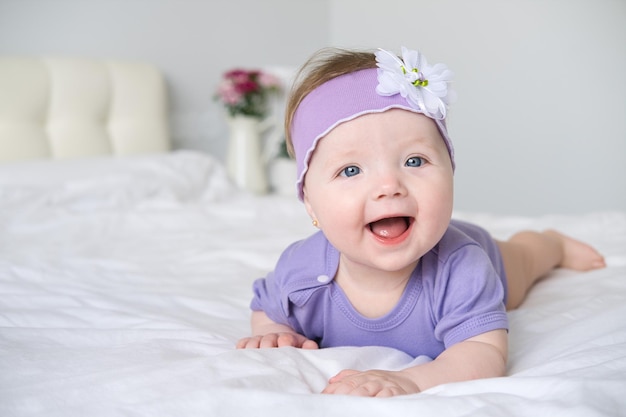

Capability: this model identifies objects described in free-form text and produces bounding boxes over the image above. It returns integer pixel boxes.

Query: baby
[236,46,605,397]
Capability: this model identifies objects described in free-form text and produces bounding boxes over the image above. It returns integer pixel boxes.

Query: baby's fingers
[235,334,282,349]
[236,335,270,349]
[328,369,360,384]
[323,369,420,397]
[236,333,319,350]
[276,333,319,349]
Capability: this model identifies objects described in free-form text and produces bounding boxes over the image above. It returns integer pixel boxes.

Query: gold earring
[312,219,319,227]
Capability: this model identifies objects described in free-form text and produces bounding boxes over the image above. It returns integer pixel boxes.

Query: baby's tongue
[369,217,408,239]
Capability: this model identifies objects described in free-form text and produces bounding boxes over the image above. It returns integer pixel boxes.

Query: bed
[1,58,625,417]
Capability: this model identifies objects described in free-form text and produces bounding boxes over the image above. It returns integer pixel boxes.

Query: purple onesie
[251,219,508,359]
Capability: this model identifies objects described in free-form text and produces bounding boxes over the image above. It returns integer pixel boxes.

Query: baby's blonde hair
[284,48,378,157]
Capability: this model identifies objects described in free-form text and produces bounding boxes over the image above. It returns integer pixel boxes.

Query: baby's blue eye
[341,166,361,177]
[405,157,424,167]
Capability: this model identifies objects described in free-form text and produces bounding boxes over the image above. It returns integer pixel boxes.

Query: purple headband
[291,47,455,201]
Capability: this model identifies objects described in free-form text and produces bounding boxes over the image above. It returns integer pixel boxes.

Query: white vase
[226,115,268,194]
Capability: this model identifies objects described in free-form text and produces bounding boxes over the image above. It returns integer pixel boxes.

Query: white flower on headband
[375,46,455,119]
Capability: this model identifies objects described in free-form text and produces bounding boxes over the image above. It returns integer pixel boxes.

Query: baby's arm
[323,329,507,397]
[236,310,319,349]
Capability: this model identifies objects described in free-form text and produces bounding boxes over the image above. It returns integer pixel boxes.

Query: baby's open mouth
[368,217,412,239]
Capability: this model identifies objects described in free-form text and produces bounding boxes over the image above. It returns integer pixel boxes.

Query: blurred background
[1,0,624,215]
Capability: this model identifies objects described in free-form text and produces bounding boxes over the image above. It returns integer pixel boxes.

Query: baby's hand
[236,332,319,350]
[322,369,420,397]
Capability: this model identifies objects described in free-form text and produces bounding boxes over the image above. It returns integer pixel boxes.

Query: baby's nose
[373,172,408,200]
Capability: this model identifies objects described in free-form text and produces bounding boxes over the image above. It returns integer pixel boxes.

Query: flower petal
[375,47,454,119]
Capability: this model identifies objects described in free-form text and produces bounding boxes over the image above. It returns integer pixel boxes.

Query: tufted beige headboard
[0,57,171,163]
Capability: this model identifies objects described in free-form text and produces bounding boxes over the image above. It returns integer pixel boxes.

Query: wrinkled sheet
[0,151,625,416]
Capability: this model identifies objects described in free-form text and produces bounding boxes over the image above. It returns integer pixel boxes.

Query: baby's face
[303,109,454,276]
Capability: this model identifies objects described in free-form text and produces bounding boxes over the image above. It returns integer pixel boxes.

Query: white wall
[330,0,626,215]
[1,0,624,215]
[0,0,329,159]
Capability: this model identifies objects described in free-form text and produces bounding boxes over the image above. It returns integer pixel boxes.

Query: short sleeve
[251,269,290,325]
[433,244,508,348]
[249,231,340,333]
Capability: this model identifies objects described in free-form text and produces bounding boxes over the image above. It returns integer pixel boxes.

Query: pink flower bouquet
[215,69,281,118]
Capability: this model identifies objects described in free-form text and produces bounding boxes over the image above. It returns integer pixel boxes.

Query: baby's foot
[545,230,606,271]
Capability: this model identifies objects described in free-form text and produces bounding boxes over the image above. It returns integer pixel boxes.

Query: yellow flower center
[402,66,429,87]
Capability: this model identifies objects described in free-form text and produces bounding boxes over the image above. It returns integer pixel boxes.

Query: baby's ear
[302,189,317,220]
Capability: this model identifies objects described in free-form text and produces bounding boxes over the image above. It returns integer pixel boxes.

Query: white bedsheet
[1,151,624,416]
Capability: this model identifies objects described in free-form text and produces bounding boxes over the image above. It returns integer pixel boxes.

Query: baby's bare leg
[497,230,605,310]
